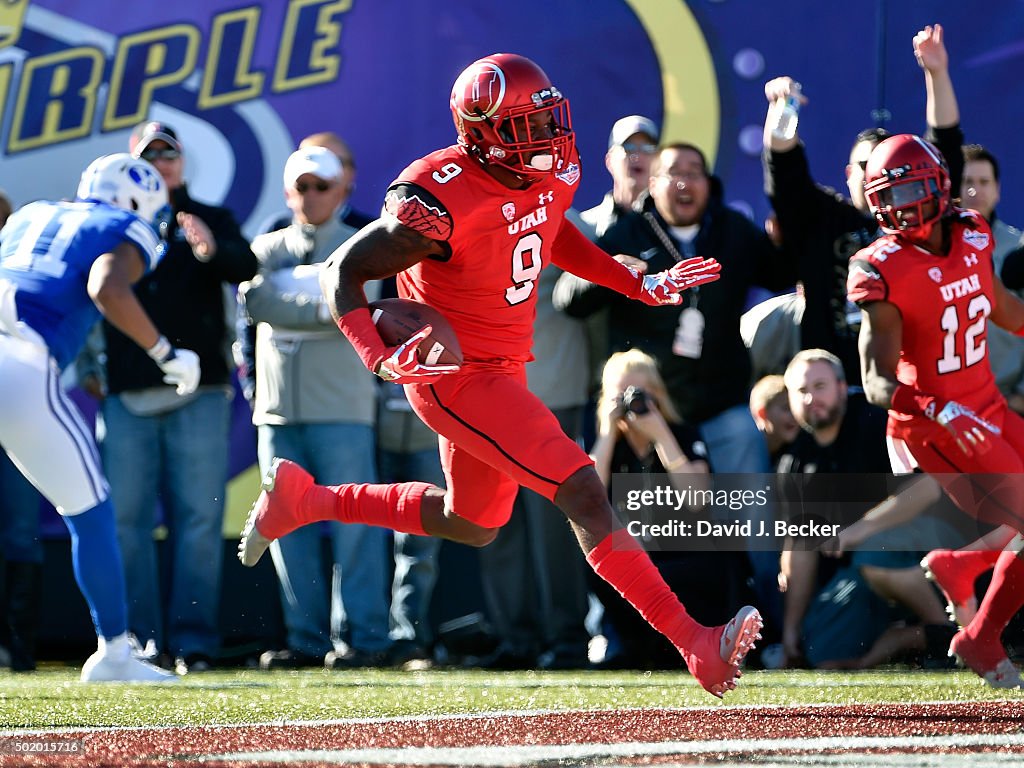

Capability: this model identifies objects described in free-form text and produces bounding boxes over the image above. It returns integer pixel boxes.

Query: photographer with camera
[588,350,756,668]
[590,350,707,490]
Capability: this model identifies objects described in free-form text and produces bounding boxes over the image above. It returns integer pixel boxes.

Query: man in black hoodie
[95,121,257,674]
[557,142,794,472]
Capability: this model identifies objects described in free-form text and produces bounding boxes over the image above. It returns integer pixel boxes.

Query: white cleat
[81,650,178,683]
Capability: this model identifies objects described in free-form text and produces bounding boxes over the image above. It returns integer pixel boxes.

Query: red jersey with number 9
[847,209,1000,437]
[385,144,580,364]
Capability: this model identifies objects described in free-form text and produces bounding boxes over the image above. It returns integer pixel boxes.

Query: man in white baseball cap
[238,143,392,672]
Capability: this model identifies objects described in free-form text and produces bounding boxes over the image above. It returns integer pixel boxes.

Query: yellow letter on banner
[104,24,200,130]
[9,48,104,152]
[272,0,349,93]
[199,7,265,109]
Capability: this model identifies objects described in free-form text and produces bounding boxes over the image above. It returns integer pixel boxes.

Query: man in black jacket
[557,142,794,471]
[96,121,257,674]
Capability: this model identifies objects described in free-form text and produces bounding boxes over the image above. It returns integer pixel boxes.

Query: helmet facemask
[451,55,575,179]
[863,134,951,242]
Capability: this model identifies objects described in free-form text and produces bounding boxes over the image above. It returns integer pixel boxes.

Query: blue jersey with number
[0,200,163,369]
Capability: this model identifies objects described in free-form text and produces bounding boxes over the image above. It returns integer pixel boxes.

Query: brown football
[368,298,463,367]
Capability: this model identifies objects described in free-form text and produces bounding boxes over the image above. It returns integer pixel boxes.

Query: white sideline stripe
[217,732,1024,765]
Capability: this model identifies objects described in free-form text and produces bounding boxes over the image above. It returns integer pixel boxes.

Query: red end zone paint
[3,701,1023,766]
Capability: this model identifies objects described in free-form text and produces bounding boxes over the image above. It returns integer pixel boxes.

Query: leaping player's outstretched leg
[239,456,761,698]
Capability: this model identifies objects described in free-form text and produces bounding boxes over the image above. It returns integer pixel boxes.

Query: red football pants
[405,363,592,528]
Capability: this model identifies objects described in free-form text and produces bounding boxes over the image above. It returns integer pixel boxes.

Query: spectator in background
[558,142,792,473]
[776,349,955,669]
[1,153,191,682]
[961,145,1024,412]
[476,263,592,671]
[581,115,660,238]
[589,349,754,669]
[239,146,391,670]
[239,131,376,407]
[259,131,375,235]
[0,189,45,673]
[376,380,443,670]
[761,23,963,385]
[93,122,257,674]
[748,374,800,466]
[741,287,802,383]
[0,453,42,673]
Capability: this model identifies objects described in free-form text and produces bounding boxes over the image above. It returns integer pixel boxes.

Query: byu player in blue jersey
[0,153,200,682]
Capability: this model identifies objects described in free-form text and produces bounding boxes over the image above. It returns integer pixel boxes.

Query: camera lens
[622,386,650,415]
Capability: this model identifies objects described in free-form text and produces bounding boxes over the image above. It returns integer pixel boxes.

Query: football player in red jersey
[848,133,1024,688]
[238,53,762,697]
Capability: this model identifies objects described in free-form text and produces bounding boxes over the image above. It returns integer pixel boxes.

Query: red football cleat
[949,629,1023,689]
[238,458,314,567]
[682,605,763,698]
[921,550,981,627]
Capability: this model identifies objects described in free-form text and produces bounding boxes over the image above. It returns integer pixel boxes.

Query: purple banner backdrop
[6,0,1019,535]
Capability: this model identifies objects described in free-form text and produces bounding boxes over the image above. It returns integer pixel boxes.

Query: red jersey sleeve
[551,219,642,298]
[847,256,889,304]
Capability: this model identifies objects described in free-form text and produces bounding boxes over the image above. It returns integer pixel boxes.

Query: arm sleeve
[551,216,641,299]
[926,123,965,199]
[1001,244,1024,291]
[203,205,259,283]
[239,236,327,329]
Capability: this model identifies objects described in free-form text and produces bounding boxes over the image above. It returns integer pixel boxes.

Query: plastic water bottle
[772,82,802,141]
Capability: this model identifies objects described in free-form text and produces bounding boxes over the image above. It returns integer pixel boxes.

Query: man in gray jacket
[239,146,390,669]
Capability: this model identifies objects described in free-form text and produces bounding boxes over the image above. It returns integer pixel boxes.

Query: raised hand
[913,24,947,74]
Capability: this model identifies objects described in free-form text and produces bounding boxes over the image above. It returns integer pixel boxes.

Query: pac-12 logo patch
[928,267,943,283]
[501,202,516,222]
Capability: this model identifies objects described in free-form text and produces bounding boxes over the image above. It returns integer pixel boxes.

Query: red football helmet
[450,53,574,178]
[863,134,951,239]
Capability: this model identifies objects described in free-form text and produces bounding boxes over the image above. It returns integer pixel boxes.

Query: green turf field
[0,667,1012,729]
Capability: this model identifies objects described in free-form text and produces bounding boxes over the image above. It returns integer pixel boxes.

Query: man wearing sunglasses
[581,115,660,239]
[238,146,391,671]
[83,121,257,676]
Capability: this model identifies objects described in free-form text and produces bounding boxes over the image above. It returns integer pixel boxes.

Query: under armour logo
[964,253,979,267]
[538,190,554,205]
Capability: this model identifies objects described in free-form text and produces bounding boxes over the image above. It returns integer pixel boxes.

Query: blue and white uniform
[0,200,162,515]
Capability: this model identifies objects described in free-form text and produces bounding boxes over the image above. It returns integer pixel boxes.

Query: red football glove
[635,257,721,306]
[337,308,460,385]
[892,385,1000,458]
[375,324,460,383]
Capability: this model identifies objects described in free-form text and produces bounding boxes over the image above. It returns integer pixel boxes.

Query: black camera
[620,385,650,416]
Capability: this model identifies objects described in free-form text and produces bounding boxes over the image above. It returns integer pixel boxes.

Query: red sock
[300,482,432,536]
[586,530,701,653]
[968,549,1024,642]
